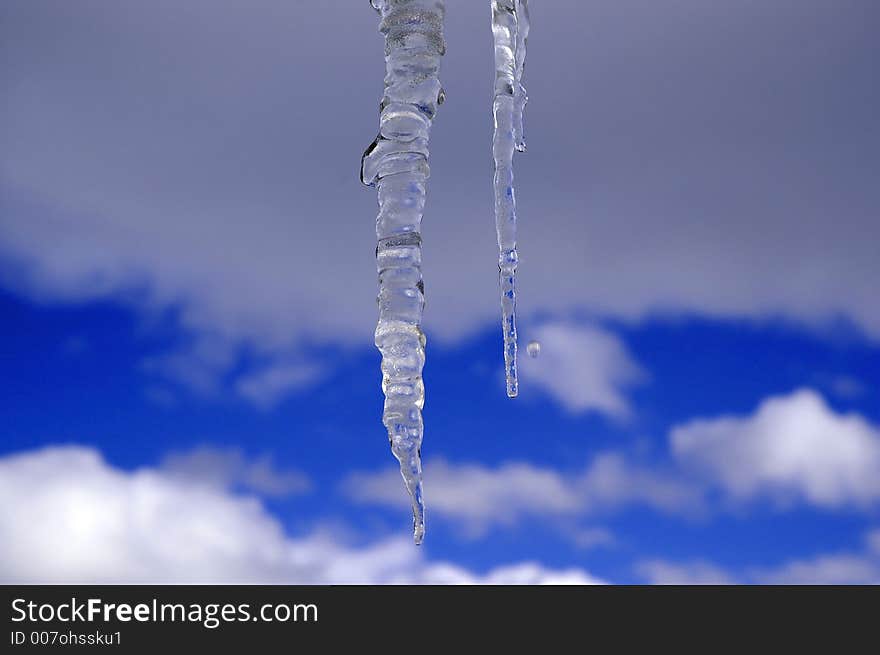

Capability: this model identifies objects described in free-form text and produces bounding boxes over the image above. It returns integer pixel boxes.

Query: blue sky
[3,287,879,583]
[1,1,879,583]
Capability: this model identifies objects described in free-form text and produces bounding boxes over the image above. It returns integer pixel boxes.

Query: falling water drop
[527,340,541,358]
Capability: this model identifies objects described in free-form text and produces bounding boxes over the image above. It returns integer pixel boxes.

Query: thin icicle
[492,0,530,398]
[361,0,446,545]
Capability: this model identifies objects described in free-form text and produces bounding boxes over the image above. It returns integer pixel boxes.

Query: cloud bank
[0,446,603,584]
[1,0,878,389]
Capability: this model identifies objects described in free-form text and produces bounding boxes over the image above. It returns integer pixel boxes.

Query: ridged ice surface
[361,0,446,544]
[492,0,530,398]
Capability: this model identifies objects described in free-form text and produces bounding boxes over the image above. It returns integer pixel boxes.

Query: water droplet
[527,340,541,358]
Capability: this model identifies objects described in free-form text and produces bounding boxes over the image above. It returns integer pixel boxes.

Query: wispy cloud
[828,375,866,399]
[750,528,880,585]
[142,334,325,408]
[235,361,324,410]
[142,334,237,396]
[754,552,879,585]
[159,446,312,498]
[563,526,617,550]
[343,454,702,537]
[636,559,736,585]
[638,529,880,585]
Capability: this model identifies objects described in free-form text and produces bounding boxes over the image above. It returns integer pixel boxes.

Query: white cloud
[344,454,701,536]
[519,322,645,418]
[671,389,880,508]
[0,446,604,584]
[159,446,312,497]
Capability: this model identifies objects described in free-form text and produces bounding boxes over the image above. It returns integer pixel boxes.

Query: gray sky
[2,0,878,365]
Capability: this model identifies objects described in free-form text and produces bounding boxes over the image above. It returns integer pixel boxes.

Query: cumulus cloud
[635,391,880,583]
[671,389,880,508]
[1,0,878,394]
[0,446,604,584]
[519,322,645,418]
[159,446,312,497]
[344,454,702,536]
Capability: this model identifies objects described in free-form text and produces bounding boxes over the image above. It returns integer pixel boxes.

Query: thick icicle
[491,0,530,398]
[361,0,446,545]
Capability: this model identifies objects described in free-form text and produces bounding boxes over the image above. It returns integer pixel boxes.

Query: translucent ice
[491,0,530,398]
[361,0,446,545]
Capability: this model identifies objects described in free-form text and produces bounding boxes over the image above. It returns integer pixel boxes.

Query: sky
[1,0,879,584]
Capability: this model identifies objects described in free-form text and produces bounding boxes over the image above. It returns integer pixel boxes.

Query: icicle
[361,0,446,545]
[492,0,530,398]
